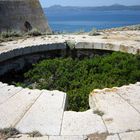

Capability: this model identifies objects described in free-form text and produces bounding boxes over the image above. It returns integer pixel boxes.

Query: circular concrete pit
[0,33,140,140]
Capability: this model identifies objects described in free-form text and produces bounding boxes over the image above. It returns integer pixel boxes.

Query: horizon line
[43,4,140,8]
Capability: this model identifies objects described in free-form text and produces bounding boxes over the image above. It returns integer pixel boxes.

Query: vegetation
[0,30,22,42]
[93,109,105,116]
[0,29,52,43]
[75,29,85,35]
[16,52,140,111]
[26,28,43,36]
[104,24,140,31]
[0,128,20,139]
[1,31,21,38]
[66,41,75,49]
[28,131,42,137]
[89,28,101,36]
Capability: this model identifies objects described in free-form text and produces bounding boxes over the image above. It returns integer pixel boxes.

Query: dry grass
[0,128,20,140]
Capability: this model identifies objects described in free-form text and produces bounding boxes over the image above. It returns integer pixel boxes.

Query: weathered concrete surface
[0,30,139,76]
[0,31,140,76]
[0,88,42,128]
[8,135,49,140]
[2,82,140,140]
[61,109,107,135]
[7,134,120,140]
[16,90,66,135]
[89,83,140,134]
[0,85,22,105]
[49,136,84,140]
[0,31,140,61]
[0,82,7,88]
[119,131,140,140]
[106,134,120,140]
[0,43,67,75]
[117,83,140,113]
[0,30,140,139]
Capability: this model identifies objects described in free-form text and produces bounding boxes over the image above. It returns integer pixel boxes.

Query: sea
[44,9,140,32]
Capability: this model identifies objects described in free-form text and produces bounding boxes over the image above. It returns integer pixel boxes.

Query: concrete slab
[90,91,140,134]
[119,131,140,140]
[61,109,107,136]
[36,137,49,140]
[8,135,49,140]
[117,83,140,113]
[49,136,84,140]
[0,82,7,88]
[0,85,23,104]
[0,89,42,128]
[16,90,66,135]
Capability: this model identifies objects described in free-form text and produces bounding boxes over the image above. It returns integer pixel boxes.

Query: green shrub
[27,28,42,36]
[0,31,21,38]
[18,52,140,111]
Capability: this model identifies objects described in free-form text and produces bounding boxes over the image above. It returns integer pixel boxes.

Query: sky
[40,0,140,8]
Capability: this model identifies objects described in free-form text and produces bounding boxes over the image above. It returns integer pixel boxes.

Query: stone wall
[0,0,51,32]
[0,43,67,76]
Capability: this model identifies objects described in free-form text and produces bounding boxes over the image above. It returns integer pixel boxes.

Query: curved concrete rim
[0,34,140,139]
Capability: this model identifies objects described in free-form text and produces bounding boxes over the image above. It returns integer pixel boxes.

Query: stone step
[0,85,23,105]
[16,90,67,135]
[0,88,42,128]
[89,84,140,134]
[61,109,107,136]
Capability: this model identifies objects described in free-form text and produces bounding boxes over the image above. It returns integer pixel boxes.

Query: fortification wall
[0,0,51,32]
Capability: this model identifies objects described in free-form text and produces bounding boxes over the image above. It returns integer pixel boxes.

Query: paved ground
[0,82,140,140]
[0,31,140,139]
[0,31,140,54]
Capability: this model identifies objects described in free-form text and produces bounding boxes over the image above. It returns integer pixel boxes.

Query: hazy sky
[40,0,140,7]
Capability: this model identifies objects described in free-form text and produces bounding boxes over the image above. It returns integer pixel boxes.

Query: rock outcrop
[0,0,51,33]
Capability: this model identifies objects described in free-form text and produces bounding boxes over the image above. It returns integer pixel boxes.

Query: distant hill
[45,4,140,12]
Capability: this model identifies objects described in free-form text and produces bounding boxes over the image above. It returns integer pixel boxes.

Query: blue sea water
[44,9,140,32]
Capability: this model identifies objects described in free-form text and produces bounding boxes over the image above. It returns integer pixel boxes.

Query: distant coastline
[45,4,140,11]
[44,4,140,32]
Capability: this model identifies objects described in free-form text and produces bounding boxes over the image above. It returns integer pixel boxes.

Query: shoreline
[0,24,140,43]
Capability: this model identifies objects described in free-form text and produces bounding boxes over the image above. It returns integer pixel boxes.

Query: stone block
[117,84,140,112]
[90,91,140,134]
[49,136,84,140]
[0,89,42,128]
[0,85,23,104]
[106,134,120,140]
[16,90,67,135]
[61,109,107,135]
